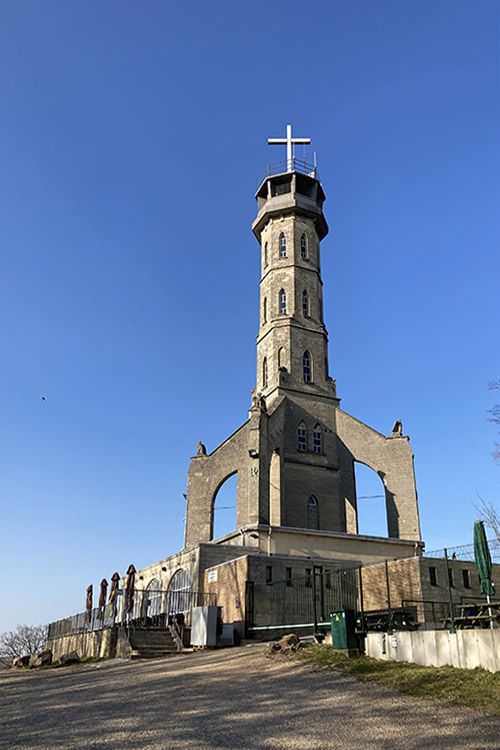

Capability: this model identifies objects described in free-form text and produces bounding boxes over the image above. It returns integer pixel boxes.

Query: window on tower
[300,233,307,259]
[307,495,319,530]
[303,350,312,382]
[313,425,322,454]
[263,297,267,324]
[297,422,307,452]
[279,233,287,258]
[302,289,309,317]
[279,289,287,314]
[264,242,268,267]
[262,357,268,388]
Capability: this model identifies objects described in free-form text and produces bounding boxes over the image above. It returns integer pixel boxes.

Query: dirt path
[0,645,498,749]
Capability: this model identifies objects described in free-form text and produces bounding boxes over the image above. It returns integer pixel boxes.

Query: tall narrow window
[429,567,437,586]
[307,495,319,530]
[297,422,307,452]
[302,289,309,317]
[300,233,307,259]
[266,565,273,585]
[313,425,322,454]
[279,288,287,314]
[278,347,285,370]
[462,569,471,589]
[264,242,268,266]
[286,567,293,587]
[263,297,267,324]
[262,357,268,388]
[303,350,312,382]
[279,232,287,258]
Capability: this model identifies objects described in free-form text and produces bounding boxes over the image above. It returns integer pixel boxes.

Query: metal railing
[262,158,317,181]
[47,589,217,639]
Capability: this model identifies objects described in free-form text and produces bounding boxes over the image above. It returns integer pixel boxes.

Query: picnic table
[442,600,500,629]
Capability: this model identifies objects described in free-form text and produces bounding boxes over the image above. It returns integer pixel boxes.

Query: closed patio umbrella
[474,521,495,628]
[85,584,93,625]
[124,564,137,617]
[97,578,108,621]
[108,572,120,621]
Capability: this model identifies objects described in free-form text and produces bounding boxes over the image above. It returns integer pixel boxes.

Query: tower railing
[262,158,318,181]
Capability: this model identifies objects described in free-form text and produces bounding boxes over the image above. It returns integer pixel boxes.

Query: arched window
[264,242,268,266]
[262,357,268,388]
[279,288,287,314]
[278,347,284,369]
[307,495,319,530]
[302,289,309,317]
[303,350,312,383]
[279,232,287,258]
[300,233,307,259]
[313,424,322,454]
[263,297,267,324]
[297,421,307,452]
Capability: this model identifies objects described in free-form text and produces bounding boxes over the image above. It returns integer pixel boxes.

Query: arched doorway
[167,568,192,616]
[141,578,164,623]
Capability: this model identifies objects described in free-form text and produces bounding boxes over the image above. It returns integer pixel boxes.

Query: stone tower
[184,126,421,556]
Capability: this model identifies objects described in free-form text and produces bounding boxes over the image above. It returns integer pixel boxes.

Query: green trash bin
[330,609,357,650]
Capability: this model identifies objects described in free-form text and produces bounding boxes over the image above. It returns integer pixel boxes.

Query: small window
[279,232,287,258]
[324,571,332,590]
[429,567,437,586]
[303,351,312,383]
[305,568,312,588]
[262,297,267,324]
[300,233,307,259]
[302,289,309,317]
[313,425,322,454]
[462,569,471,589]
[278,347,284,369]
[266,565,273,585]
[264,241,268,266]
[286,567,293,587]
[279,288,287,314]
[262,357,268,388]
[297,422,307,452]
[448,568,454,588]
[307,495,319,530]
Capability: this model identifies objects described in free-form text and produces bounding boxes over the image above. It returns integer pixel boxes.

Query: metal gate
[246,566,359,637]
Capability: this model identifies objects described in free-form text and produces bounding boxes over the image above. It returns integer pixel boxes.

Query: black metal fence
[246,567,359,637]
[47,589,217,639]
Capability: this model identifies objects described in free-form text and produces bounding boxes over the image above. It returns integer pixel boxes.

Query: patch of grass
[291,645,500,715]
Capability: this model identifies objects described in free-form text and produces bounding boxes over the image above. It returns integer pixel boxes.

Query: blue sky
[1,1,499,632]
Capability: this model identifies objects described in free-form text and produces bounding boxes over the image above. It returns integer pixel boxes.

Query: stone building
[132,126,428,635]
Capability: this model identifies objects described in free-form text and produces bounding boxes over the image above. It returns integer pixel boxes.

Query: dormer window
[279,233,287,258]
[300,233,307,259]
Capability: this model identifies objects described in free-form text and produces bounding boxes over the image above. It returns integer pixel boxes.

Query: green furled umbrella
[473,521,495,597]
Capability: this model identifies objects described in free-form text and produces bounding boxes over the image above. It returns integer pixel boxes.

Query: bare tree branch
[474,494,500,544]
[487,381,500,463]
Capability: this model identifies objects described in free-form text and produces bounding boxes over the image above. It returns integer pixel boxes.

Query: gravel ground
[0,645,498,750]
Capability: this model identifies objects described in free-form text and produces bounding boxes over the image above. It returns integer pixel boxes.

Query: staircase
[127,627,180,659]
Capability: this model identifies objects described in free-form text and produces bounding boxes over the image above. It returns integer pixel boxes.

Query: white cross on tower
[268,124,311,172]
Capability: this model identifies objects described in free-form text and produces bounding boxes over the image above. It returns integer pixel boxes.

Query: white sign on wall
[207,570,218,583]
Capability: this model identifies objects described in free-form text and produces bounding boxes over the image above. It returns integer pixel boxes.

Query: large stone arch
[184,420,256,547]
[336,409,421,540]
